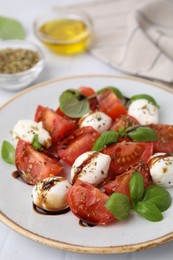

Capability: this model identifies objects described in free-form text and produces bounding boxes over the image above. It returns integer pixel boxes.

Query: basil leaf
[135,201,163,222]
[32,134,43,151]
[127,126,158,142]
[59,89,90,118]
[97,86,123,100]
[128,94,159,108]
[1,140,15,164]
[105,192,131,221]
[119,126,125,137]
[129,171,144,204]
[0,16,25,40]
[92,130,119,151]
[143,185,172,212]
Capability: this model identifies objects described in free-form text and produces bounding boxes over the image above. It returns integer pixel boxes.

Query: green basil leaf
[119,126,125,137]
[127,126,158,142]
[0,16,25,40]
[97,86,123,100]
[59,89,90,118]
[105,192,131,221]
[32,134,43,151]
[129,171,144,204]
[143,185,172,212]
[128,94,159,108]
[1,140,15,164]
[135,201,163,222]
[92,130,119,151]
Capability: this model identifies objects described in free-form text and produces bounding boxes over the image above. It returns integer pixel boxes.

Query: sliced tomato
[111,115,139,132]
[97,89,127,120]
[56,126,100,166]
[102,141,153,178]
[149,124,173,153]
[15,139,64,185]
[35,106,77,143]
[34,105,45,122]
[78,86,98,111]
[103,161,152,197]
[78,86,95,96]
[68,179,115,225]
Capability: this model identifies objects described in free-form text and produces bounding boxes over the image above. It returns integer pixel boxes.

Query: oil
[38,19,92,55]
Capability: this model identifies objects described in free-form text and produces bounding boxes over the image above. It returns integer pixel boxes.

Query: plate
[1,75,173,254]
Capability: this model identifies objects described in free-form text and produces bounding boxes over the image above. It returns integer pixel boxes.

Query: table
[1,0,173,259]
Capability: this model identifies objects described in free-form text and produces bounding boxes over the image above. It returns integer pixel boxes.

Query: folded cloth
[72,0,173,83]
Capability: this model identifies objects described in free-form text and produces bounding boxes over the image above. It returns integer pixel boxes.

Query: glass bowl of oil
[33,7,93,55]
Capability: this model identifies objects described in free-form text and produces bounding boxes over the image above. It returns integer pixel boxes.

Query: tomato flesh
[68,179,115,225]
[78,86,98,111]
[56,126,100,166]
[35,106,77,143]
[98,89,127,120]
[15,139,64,185]
[103,161,152,198]
[102,141,153,178]
[111,115,139,132]
[149,124,173,153]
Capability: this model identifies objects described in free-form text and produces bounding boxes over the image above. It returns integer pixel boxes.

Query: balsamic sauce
[12,170,20,179]
[72,151,99,183]
[79,219,95,227]
[33,203,70,215]
[148,153,172,168]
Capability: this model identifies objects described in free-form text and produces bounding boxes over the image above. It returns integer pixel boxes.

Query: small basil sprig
[129,171,144,204]
[32,134,43,151]
[143,186,171,212]
[126,126,158,142]
[127,94,159,108]
[0,16,25,40]
[1,140,15,164]
[105,193,131,221]
[135,201,163,222]
[92,130,119,151]
[105,171,171,222]
[59,89,90,118]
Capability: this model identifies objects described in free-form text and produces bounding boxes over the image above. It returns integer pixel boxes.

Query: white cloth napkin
[72,0,173,83]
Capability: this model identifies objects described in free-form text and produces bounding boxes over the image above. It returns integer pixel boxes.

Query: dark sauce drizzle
[79,219,95,227]
[33,203,70,215]
[12,171,20,179]
[73,151,99,183]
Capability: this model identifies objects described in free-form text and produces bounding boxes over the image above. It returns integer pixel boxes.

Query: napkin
[72,0,173,84]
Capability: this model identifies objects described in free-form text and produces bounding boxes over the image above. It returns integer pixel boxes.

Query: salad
[1,85,173,226]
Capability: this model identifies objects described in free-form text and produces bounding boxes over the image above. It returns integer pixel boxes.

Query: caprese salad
[1,86,173,226]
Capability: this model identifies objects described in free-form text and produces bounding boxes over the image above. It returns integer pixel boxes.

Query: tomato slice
[98,89,127,120]
[78,86,98,111]
[35,106,77,143]
[102,141,153,178]
[56,126,100,166]
[149,124,173,153]
[111,115,139,132]
[103,161,152,198]
[68,179,115,225]
[78,86,95,96]
[15,140,64,185]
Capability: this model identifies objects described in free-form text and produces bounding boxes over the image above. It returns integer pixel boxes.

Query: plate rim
[1,74,173,254]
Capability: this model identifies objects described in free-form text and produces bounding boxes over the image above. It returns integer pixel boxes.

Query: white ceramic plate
[1,75,173,254]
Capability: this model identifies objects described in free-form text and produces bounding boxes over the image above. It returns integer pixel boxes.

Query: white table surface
[1,0,173,259]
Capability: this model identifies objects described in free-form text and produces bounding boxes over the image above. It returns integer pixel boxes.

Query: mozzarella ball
[79,111,112,134]
[148,153,173,187]
[128,99,159,125]
[32,176,72,212]
[71,151,111,186]
[12,120,52,148]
